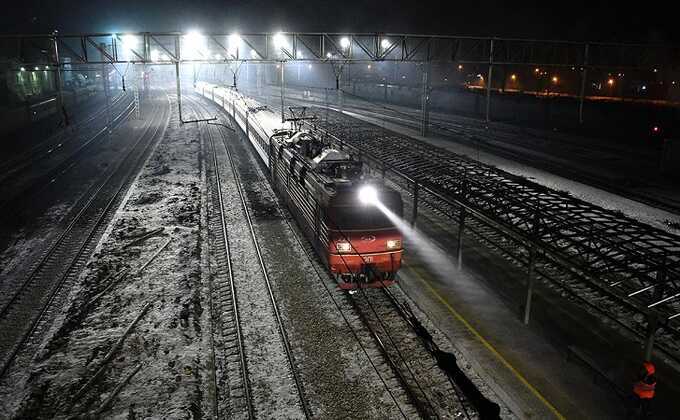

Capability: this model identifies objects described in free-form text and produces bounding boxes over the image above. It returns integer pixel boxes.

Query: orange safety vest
[633,362,657,399]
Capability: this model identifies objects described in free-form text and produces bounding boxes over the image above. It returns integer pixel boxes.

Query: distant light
[367,64,371,69]
[307,64,312,69]
[535,68,540,73]
[510,74,517,81]
[381,39,390,49]
[642,85,647,90]
[326,52,333,58]
[340,37,350,49]
[457,64,463,70]
[552,76,558,83]
[652,126,660,133]
[121,34,138,49]
[358,185,378,205]
[618,73,623,77]
[273,32,288,50]
[228,33,241,57]
[607,78,614,86]
[20,67,25,72]
[653,68,658,73]
[276,64,280,69]
[402,75,406,79]
[44,66,49,70]
[673,81,677,85]
[183,31,207,59]
[34,66,40,71]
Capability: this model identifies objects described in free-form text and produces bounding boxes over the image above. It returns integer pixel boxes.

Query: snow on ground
[207,120,305,419]
[224,119,406,419]
[6,98,209,418]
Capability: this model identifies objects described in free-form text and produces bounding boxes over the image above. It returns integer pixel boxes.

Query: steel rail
[300,110,680,366]
[202,88,478,418]
[264,191,412,420]
[200,101,254,419]
[0,94,169,379]
[208,106,312,419]
[204,92,413,419]
[0,97,137,318]
[0,91,129,178]
[305,119,680,320]
[0,96,136,217]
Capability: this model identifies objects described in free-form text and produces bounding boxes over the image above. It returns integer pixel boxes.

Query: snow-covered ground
[1,96,208,418]
[0,89,520,419]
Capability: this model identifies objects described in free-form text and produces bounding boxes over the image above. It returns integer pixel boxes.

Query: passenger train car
[197,82,404,289]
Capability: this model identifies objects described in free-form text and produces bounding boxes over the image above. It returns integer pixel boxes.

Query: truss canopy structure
[1,32,679,69]
[311,116,680,331]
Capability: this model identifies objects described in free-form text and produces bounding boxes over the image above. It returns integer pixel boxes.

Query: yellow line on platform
[406,264,566,420]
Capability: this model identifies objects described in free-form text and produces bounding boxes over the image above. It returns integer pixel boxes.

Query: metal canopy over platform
[1,32,679,68]
[306,111,680,357]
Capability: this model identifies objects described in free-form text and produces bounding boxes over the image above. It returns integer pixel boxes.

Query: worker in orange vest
[631,361,656,418]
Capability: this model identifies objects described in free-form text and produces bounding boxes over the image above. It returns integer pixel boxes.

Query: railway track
[0,94,136,221]
[203,107,254,419]
[0,91,132,186]
[0,93,170,379]
[198,92,480,419]
[192,97,311,419]
[309,109,680,363]
[345,286,469,419]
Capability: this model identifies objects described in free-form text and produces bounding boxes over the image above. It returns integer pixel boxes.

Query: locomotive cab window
[328,191,403,230]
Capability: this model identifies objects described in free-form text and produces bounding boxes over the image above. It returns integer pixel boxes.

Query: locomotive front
[326,184,404,289]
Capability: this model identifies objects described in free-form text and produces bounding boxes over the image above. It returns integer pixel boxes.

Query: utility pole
[578,44,589,124]
[174,36,183,123]
[485,39,494,123]
[51,31,64,117]
[100,43,111,131]
[280,62,285,123]
[420,59,431,137]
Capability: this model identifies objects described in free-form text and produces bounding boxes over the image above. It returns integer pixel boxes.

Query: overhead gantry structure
[2,32,679,125]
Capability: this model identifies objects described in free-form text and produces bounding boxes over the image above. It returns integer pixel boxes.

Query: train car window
[290,158,297,179]
[299,167,307,186]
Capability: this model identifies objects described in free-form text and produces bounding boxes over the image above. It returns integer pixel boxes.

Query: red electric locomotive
[268,130,404,289]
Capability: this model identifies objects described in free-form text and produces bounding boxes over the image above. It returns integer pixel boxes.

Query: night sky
[2,0,677,43]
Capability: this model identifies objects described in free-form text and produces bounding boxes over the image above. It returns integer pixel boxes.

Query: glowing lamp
[358,185,378,205]
[273,32,287,50]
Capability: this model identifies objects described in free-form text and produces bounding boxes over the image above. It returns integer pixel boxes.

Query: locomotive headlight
[358,185,378,205]
[386,239,401,250]
[335,241,352,253]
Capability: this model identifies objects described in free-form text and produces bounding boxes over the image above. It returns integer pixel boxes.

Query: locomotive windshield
[327,191,403,230]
